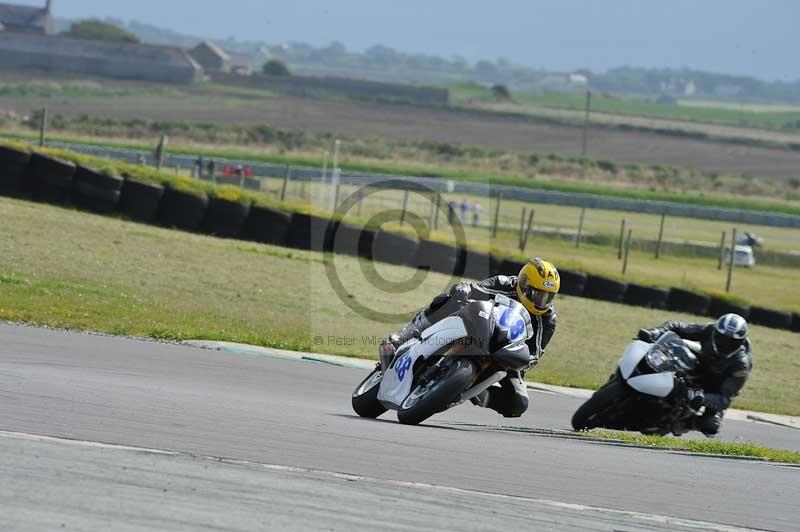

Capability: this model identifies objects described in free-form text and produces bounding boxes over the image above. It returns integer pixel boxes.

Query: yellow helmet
[516,258,560,316]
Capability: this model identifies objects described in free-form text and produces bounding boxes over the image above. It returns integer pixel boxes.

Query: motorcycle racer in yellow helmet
[378,258,560,418]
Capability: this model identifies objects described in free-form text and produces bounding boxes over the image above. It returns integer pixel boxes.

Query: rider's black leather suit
[638,321,753,435]
[423,275,558,417]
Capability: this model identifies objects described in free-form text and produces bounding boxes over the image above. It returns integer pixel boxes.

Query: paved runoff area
[1,324,797,531]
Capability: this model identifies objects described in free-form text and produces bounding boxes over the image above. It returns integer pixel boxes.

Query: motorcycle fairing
[377,316,468,409]
[627,372,675,398]
[619,340,649,379]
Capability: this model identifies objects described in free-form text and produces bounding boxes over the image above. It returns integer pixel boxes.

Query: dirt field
[3,89,800,181]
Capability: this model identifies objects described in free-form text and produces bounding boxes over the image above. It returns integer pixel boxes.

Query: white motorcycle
[352,294,533,425]
[572,332,704,435]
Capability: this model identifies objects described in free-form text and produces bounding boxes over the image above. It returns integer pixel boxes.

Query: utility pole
[581,91,591,156]
[39,107,47,147]
[655,213,666,259]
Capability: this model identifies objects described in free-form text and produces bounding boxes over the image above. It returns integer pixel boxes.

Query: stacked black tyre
[201,197,251,238]
[707,297,750,320]
[0,146,30,197]
[749,307,793,330]
[26,153,76,204]
[372,230,418,267]
[413,240,460,276]
[667,288,711,316]
[119,178,165,223]
[584,275,627,303]
[624,283,669,309]
[72,166,124,213]
[158,187,209,230]
[242,205,291,246]
[558,269,587,297]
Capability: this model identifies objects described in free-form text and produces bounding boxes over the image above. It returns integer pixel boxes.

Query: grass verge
[0,196,797,415]
[583,430,800,464]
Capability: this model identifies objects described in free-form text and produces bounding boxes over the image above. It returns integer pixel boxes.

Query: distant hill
[53,17,800,105]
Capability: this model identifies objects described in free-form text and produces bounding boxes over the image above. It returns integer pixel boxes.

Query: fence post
[726,228,737,292]
[433,194,440,230]
[717,230,726,270]
[622,229,633,275]
[330,140,341,211]
[617,218,626,259]
[518,207,527,249]
[400,189,410,225]
[492,193,502,238]
[39,107,47,147]
[654,213,666,259]
[521,208,535,251]
[428,193,436,229]
[280,165,291,201]
[155,135,168,170]
[576,207,586,248]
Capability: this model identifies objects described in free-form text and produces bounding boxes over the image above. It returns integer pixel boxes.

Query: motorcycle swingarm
[453,370,507,406]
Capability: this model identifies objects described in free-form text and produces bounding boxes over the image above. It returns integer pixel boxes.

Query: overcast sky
[19,0,800,81]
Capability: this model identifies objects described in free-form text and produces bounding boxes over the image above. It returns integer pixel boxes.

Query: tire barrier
[667,288,711,316]
[707,297,750,320]
[2,153,797,333]
[26,153,76,203]
[413,240,460,275]
[458,249,499,280]
[71,166,124,213]
[624,283,669,309]
[558,269,588,297]
[285,213,336,252]
[749,306,793,330]
[330,223,374,259]
[0,146,30,197]
[241,205,291,246]
[201,197,251,238]
[498,259,526,277]
[157,187,209,231]
[372,230,418,266]
[119,178,165,223]
[584,275,627,303]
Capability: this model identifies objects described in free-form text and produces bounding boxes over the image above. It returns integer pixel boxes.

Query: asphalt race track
[1,324,797,531]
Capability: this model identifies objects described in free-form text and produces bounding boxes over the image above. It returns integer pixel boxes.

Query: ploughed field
[2,89,800,181]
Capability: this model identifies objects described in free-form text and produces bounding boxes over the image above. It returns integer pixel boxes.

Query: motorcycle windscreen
[378,316,468,409]
[619,340,650,379]
[627,372,675,398]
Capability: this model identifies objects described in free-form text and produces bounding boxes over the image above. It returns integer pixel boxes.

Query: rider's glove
[449,282,471,302]
[637,329,655,342]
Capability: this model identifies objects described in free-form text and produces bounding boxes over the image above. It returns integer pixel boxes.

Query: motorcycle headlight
[645,348,672,371]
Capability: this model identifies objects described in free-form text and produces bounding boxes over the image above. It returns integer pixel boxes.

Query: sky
[18,0,800,81]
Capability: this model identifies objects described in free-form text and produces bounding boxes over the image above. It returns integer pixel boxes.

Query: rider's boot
[378,310,431,371]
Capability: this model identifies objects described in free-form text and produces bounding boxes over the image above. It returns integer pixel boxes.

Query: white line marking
[0,429,767,532]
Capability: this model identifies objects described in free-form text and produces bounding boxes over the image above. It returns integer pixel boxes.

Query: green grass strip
[585,430,800,464]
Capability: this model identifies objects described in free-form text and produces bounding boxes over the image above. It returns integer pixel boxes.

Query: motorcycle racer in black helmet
[636,314,752,436]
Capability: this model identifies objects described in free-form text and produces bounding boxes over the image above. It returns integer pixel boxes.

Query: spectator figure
[472,202,481,228]
[460,198,470,221]
[194,156,204,179]
[447,200,457,224]
[207,159,217,181]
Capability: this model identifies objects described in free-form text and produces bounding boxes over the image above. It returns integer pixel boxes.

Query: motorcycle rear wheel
[397,358,475,426]
[352,368,388,418]
[571,378,627,431]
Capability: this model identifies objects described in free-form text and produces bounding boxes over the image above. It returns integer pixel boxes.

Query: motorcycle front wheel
[352,368,388,418]
[571,378,627,431]
[397,357,475,426]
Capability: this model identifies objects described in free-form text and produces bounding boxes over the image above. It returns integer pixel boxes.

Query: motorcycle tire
[352,368,387,418]
[397,358,475,426]
[571,378,627,431]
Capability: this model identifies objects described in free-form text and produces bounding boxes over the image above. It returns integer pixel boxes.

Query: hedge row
[0,145,795,333]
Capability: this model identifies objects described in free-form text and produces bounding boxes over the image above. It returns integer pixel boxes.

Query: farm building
[0,31,203,84]
[0,0,53,34]
[188,41,231,73]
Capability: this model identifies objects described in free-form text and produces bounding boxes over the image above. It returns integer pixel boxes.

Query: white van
[723,245,756,268]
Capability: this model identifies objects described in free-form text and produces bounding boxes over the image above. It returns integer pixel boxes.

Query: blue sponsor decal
[395,354,412,381]
[498,308,525,342]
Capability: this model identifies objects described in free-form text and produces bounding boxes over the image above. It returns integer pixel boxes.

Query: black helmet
[711,313,748,357]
